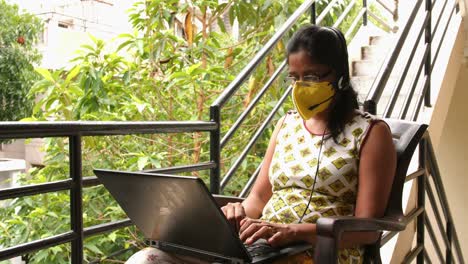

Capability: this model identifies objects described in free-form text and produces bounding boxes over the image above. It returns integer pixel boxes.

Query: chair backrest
[383,119,428,220]
[362,119,428,264]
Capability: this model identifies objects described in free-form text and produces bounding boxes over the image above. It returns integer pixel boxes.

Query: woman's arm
[222,116,286,227]
[339,121,397,248]
[242,115,286,218]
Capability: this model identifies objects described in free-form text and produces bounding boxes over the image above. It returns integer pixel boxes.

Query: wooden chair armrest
[314,216,405,264]
[212,194,245,207]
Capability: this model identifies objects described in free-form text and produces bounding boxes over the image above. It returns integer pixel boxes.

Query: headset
[326,26,350,91]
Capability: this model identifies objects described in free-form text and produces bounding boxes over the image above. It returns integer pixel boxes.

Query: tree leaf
[35,68,54,82]
[116,40,134,52]
[64,66,81,86]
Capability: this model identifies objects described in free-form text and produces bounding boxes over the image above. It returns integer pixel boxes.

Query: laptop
[94,169,313,264]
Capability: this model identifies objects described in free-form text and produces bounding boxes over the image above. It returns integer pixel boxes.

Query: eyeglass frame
[285,69,334,83]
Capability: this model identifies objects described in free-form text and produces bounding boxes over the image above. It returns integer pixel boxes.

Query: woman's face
[287,50,336,84]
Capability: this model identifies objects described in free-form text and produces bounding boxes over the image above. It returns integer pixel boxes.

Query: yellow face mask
[292,81,335,120]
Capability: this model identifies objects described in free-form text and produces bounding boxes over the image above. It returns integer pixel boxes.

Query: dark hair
[287,24,359,142]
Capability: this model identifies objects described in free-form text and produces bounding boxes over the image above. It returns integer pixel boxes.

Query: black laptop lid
[94,169,249,260]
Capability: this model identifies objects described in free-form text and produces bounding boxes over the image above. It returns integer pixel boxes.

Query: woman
[127,24,396,264]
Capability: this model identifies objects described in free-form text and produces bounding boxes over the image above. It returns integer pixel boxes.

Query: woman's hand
[239,218,299,247]
[221,202,246,232]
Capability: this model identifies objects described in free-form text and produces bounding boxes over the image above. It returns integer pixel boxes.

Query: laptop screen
[94,169,248,259]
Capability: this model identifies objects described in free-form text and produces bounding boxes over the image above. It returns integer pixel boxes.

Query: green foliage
[0,0,389,263]
[0,0,42,121]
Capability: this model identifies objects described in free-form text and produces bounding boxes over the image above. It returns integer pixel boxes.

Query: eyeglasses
[285,69,333,83]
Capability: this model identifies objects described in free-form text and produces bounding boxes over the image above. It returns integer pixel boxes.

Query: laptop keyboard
[245,240,276,257]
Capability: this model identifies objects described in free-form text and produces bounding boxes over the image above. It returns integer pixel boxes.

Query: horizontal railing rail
[0,121,217,139]
[0,232,77,262]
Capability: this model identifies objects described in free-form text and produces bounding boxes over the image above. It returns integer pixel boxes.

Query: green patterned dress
[261,110,377,264]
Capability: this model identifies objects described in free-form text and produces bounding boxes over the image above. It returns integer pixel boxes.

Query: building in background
[9,0,136,69]
[0,0,137,169]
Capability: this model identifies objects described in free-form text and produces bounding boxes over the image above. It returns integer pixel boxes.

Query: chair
[214,119,428,264]
[314,119,428,264]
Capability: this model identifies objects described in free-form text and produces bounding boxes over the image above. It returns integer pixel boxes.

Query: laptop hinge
[149,240,248,264]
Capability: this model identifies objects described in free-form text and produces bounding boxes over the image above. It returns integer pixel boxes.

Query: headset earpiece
[326,26,349,91]
[338,76,344,90]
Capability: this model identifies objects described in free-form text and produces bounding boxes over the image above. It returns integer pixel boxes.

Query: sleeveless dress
[261,110,378,264]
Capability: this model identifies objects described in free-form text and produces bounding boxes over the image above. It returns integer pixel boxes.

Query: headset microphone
[308,96,334,111]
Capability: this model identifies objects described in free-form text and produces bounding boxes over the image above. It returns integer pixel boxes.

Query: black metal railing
[213,0,465,262]
[0,122,217,263]
[418,136,465,264]
[366,0,459,121]
[362,0,465,262]
[374,133,465,264]
[0,0,395,261]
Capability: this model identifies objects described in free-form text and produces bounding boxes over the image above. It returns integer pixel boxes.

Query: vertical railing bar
[384,17,427,118]
[364,100,377,115]
[454,227,465,264]
[447,220,453,264]
[311,2,316,24]
[425,214,445,263]
[426,143,455,219]
[424,0,432,107]
[417,139,426,264]
[363,0,368,26]
[394,0,399,21]
[430,3,456,72]
[425,178,450,247]
[210,105,221,194]
[411,77,430,121]
[400,53,428,120]
[367,0,424,103]
[426,137,465,264]
[430,0,448,42]
[70,135,83,263]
